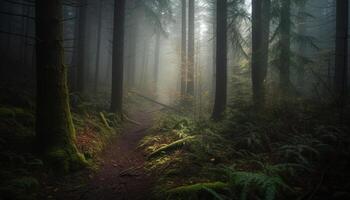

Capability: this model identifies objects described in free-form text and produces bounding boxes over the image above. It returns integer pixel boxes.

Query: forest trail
[53,106,160,200]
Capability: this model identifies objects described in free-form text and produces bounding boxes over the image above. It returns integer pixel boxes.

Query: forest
[0,0,349,199]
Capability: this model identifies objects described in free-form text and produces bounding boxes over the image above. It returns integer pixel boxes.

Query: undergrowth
[141,99,350,200]
[0,88,121,200]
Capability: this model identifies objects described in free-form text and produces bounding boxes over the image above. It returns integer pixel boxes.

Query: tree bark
[94,0,104,93]
[110,0,126,116]
[212,0,227,120]
[76,0,87,94]
[251,0,270,107]
[334,0,348,103]
[153,30,161,93]
[35,0,85,173]
[187,0,195,97]
[181,0,187,96]
[126,0,138,88]
[69,6,80,91]
[296,3,306,89]
[279,0,291,93]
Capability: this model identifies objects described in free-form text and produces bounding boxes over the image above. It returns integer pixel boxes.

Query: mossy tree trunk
[35,0,86,173]
[110,0,126,116]
[212,0,227,120]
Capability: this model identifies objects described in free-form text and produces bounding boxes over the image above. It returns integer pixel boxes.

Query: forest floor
[44,105,161,200]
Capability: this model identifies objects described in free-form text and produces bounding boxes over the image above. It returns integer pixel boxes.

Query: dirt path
[51,107,159,200]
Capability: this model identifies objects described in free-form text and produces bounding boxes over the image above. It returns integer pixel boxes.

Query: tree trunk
[153,30,161,94]
[76,0,87,94]
[251,0,270,107]
[35,0,86,173]
[279,0,291,93]
[261,0,270,99]
[110,0,126,116]
[187,0,195,97]
[212,0,227,120]
[69,6,80,91]
[94,0,104,93]
[126,0,138,88]
[296,3,306,89]
[334,0,348,103]
[181,0,187,96]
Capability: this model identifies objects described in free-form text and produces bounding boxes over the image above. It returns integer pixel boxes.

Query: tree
[251,0,271,106]
[181,0,187,96]
[187,0,195,97]
[153,29,161,92]
[212,0,227,120]
[76,0,87,93]
[334,0,348,104]
[278,0,291,93]
[35,0,86,172]
[94,0,104,93]
[126,0,139,88]
[110,0,126,116]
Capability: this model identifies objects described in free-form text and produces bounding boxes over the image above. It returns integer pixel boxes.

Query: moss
[45,147,87,174]
[167,182,229,199]
[148,136,196,159]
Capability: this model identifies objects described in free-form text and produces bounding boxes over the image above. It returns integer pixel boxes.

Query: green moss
[167,182,229,199]
[148,136,196,159]
[45,148,87,174]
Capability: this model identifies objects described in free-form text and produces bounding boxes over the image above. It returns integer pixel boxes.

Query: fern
[226,170,293,200]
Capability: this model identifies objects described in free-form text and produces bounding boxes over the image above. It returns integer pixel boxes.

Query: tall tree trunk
[251,0,270,107]
[35,0,85,172]
[261,0,270,99]
[251,0,263,106]
[187,0,195,96]
[212,0,227,120]
[181,0,187,96]
[334,0,348,104]
[70,6,80,91]
[296,3,306,89]
[153,30,161,94]
[76,0,87,94]
[110,0,126,116]
[94,0,104,93]
[279,0,291,93]
[126,0,138,88]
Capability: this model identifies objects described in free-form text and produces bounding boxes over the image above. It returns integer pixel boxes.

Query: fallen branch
[148,136,196,159]
[122,113,141,126]
[129,90,182,113]
[99,112,111,130]
[167,182,229,197]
